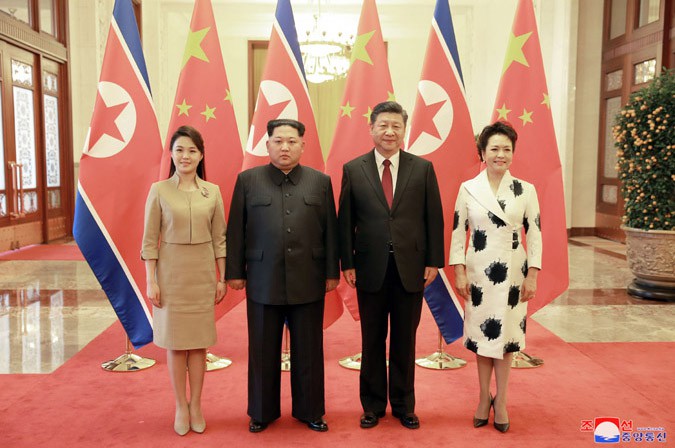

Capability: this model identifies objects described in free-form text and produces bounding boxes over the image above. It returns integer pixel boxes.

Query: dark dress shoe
[392,411,420,429]
[360,411,385,428]
[249,419,268,433]
[301,418,328,432]
[494,421,510,433]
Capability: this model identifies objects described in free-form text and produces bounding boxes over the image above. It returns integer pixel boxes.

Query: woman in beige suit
[142,126,227,435]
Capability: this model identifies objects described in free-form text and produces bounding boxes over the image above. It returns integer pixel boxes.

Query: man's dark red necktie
[382,159,393,208]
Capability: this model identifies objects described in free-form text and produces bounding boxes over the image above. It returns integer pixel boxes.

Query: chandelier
[299,5,352,84]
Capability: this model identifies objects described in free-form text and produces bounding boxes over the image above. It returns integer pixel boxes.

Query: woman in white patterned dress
[449,121,542,433]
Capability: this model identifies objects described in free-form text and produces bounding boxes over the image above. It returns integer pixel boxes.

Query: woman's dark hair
[168,125,206,179]
[476,121,518,161]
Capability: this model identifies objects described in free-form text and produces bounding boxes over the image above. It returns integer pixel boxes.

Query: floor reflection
[0,276,116,374]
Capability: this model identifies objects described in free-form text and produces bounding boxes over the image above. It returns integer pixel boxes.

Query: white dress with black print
[449,170,542,360]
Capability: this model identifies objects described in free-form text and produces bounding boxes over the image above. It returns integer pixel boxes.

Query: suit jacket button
[287,228,291,233]
[286,210,291,215]
[287,248,292,253]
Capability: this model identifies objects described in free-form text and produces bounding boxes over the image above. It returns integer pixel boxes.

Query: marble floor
[534,237,675,343]
[0,237,673,374]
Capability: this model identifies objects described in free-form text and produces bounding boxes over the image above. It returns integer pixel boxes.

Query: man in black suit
[339,101,444,430]
[227,119,339,433]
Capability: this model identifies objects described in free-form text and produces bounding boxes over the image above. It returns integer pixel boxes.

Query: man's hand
[326,278,339,292]
[228,279,246,290]
[342,269,356,288]
[423,267,438,288]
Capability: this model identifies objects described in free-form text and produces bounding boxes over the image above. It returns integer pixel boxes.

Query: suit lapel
[391,151,413,213]
[360,150,390,210]
[464,170,512,225]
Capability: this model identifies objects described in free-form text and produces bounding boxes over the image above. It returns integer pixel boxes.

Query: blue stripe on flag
[434,0,464,84]
[424,270,463,344]
[73,192,153,348]
[275,0,307,80]
[113,0,151,92]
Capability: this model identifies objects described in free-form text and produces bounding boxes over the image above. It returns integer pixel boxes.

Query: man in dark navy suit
[227,119,339,433]
[339,101,444,430]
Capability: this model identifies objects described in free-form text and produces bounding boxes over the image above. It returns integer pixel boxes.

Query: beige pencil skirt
[152,241,216,350]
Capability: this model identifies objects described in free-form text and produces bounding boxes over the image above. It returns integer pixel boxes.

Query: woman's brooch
[201,187,209,198]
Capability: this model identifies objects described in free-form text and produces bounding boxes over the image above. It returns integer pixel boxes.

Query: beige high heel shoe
[174,409,190,436]
[189,403,206,434]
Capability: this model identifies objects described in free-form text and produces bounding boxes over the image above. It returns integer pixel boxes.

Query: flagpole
[415,331,467,370]
[511,351,544,368]
[101,337,155,372]
[281,323,290,372]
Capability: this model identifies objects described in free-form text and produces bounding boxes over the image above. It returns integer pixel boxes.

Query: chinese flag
[242,0,324,172]
[407,0,479,343]
[243,0,341,328]
[491,0,569,313]
[161,0,244,317]
[325,0,395,321]
[73,0,161,348]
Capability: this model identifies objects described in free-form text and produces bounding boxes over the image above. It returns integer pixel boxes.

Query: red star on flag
[88,92,128,150]
[408,91,445,147]
[251,93,291,150]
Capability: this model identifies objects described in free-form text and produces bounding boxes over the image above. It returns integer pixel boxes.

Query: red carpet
[0,244,84,261]
[0,301,672,447]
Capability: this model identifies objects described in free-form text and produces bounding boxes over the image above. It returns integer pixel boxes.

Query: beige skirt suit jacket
[141,174,227,350]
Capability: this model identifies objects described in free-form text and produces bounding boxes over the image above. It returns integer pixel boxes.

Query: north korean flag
[407,0,480,344]
[242,0,324,172]
[73,0,162,348]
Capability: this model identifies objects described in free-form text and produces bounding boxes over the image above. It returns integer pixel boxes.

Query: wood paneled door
[0,41,72,251]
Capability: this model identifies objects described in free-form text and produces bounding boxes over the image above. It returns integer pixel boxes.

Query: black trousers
[247,299,325,423]
[357,254,424,415]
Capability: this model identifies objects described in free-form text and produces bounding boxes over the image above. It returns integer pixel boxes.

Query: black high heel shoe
[473,395,493,428]
[492,397,510,433]
[494,420,510,433]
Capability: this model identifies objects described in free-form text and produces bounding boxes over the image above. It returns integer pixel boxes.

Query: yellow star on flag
[201,104,216,122]
[340,101,355,118]
[502,31,532,75]
[519,108,533,126]
[541,93,550,109]
[387,92,396,102]
[224,90,233,103]
[363,106,373,123]
[351,30,375,65]
[176,99,192,116]
[182,27,210,68]
[496,103,511,120]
